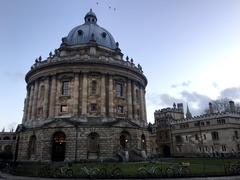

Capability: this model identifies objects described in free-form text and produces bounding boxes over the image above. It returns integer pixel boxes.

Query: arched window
[39,85,45,101]
[136,89,140,103]
[141,134,146,150]
[88,132,99,153]
[28,135,36,159]
[3,136,10,140]
[91,80,97,95]
[4,145,12,153]
[116,83,123,97]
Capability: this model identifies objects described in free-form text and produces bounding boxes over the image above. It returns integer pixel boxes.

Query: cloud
[220,87,240,100]
[171,81,191,88]
[147,90,211,116]
[212,82,218,88]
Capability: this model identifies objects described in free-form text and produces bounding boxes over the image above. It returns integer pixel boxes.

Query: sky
[0,0,240,131]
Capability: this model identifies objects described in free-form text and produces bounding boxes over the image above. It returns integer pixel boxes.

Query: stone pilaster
[132,83,137,119]
[31,80,39,120]
[27,85,34,121]
[100,75,106,116]
[43,77,50,118]
[127,80,133,119]
[49,75,56,118]
[108,75,113,117]
[81,73,88,115]
[73,73,80,116]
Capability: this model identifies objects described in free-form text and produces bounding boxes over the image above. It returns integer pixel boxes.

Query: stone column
[132,83,137,119]
[81,73,88,115]
[73,73,80,116]
[127,80,133,119]
[31,80,39,120]
[23,88,30,122]
[43,77,50,118]
[27,85,34,121]
[108,75,113,117]
[100,75,106,116]
[140,86,145,121]
[49,75,56,118]
[143,90,147,122]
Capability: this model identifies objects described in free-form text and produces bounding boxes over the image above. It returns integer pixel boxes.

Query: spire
[186,104,192,119]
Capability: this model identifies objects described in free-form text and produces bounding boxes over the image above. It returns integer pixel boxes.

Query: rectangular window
[200,122,205,126]
[91,80,97,95]
[222,145,226,151]
[185,136,188,141]
[117,105,124,113]
[237,144,240,151]
[62,81,69,96]
[60,105,68,113]
[90,103,97,112]
[235,131,239,139]
[211,131,219,141]
[175,135,183,143]
[203,134,207,140]
[195,134,199,140]
[206,121,210,125]
[116,83,123,97]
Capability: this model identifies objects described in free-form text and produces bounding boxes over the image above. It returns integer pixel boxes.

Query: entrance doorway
[163,145,171,157]
[52,132,66,161]
[119,131,130,150]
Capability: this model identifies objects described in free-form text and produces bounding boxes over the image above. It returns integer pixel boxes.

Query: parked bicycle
[38,165,51,177]
[225,161,240,175]
[99,165,122,178]
[137,164,162,177]
[54,165,73,178]
[79,166,102,178]
[166,162,191,177]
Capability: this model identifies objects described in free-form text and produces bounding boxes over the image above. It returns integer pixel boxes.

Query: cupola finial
[84,9,97,24]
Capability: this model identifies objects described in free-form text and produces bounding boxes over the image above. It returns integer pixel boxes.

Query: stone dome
[65,9,117,49]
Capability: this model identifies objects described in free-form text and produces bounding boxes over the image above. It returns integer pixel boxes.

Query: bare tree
[204,98,240,114]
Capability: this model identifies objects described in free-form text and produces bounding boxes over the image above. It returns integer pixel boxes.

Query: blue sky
[0,0,240,131]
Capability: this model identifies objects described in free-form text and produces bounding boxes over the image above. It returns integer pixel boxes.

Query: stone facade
[16,10,149,162]
[154,101,240,157]
[0,132,16,159]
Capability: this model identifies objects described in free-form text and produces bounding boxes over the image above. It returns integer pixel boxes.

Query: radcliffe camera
[0,1,240,179]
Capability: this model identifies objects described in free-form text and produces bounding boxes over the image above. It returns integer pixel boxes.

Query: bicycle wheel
[137,168,147,177]
[153,167,162,177]
[165,167,174,177]
[66,169,73,177]
[99,168,107,178]
[111,167,122,178]
[181,167,191,177]
[53,169,61,178]
[91,168,100,178]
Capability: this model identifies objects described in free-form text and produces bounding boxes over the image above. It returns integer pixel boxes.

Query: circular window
[102,32,107,38]
[78,30,83,36]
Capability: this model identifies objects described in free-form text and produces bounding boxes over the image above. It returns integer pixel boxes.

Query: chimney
[229,101,235,113]
[177,103,183,112]
[209,102,213,114]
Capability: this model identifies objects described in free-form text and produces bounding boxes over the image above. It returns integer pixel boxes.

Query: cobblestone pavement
[1,172,240,180]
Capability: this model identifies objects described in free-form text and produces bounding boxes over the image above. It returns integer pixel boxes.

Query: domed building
[16,9,149,162]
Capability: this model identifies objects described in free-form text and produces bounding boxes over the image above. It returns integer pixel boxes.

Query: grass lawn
[13,158,240,178]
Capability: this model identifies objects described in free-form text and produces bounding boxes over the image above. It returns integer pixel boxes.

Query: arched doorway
[52,132,66,161]
[141,134,146,150]
[120,131,130,150]
[28,135,36,159]
[163,145,171,157]
[87,132,100,159]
